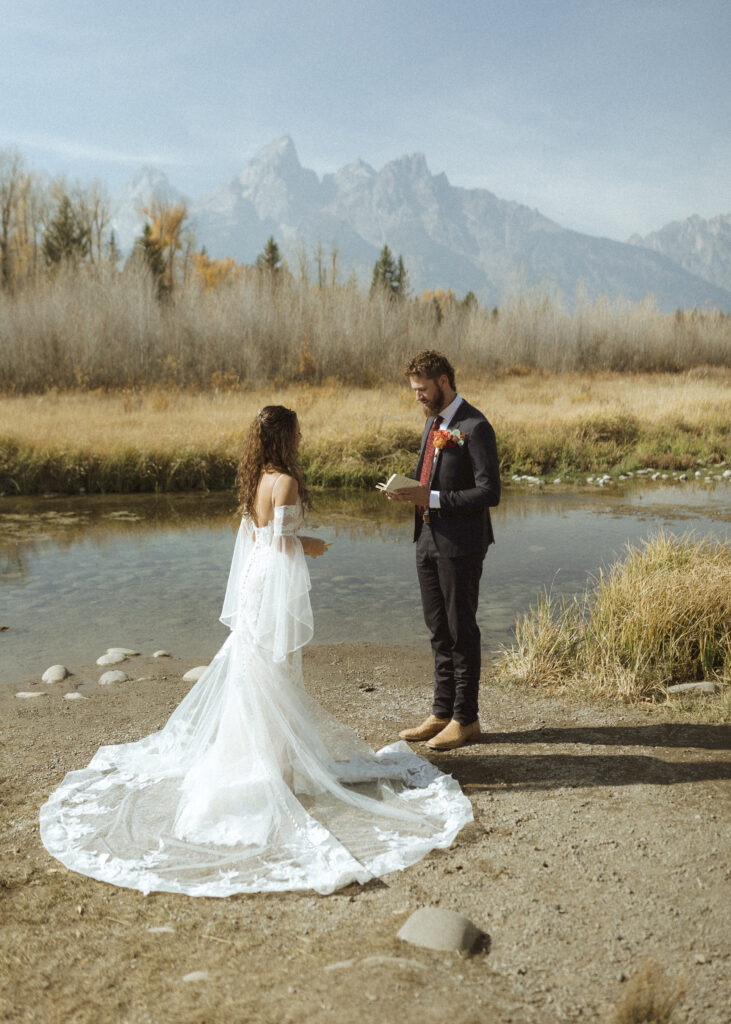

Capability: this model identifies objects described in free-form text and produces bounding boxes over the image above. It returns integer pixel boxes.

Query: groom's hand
[391,485,430,505]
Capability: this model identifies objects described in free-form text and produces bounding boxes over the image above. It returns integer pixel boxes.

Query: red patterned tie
[418,415,442,515]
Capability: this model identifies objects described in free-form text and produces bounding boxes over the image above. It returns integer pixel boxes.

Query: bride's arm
[273,476,329,558]
[299,535,328,558]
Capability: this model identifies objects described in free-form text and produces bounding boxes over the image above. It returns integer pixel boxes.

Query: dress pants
[415,523,483,725]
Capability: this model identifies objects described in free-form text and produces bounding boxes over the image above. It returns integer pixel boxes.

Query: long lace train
[40,507,472,895]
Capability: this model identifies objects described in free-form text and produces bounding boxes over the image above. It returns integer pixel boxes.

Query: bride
[40,405,472,896]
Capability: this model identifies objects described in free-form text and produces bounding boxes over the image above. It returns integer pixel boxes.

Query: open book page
[375,472,421,493]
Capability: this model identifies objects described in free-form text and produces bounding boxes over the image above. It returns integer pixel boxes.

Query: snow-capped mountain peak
[109,139,731,310]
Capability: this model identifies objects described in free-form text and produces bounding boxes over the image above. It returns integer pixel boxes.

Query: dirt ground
[1,644,729,1024]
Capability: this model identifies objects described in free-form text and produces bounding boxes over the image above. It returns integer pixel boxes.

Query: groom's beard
[423,382,445,416]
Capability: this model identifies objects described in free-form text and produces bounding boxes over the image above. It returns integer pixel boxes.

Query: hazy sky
[2,0,729,239]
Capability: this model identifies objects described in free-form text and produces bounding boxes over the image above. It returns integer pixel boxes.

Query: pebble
[553,478,561,484]
[106,647,140,658]
[147,925,176,934]
[397,907,483,955]
[98,670,132,686]
[64,692,88,701]
[42,665,70,684]
[182,971,209,983]
[96,652,126,666]
[153,650,171,658]
[183,666,208,682]
[16,691,47,699]
[723,469,731,479]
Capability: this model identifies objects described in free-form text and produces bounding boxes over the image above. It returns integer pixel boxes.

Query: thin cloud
[2,132,191,168]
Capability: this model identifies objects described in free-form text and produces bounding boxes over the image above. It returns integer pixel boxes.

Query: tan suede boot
[425,719,481,750]
[398,715,451,742]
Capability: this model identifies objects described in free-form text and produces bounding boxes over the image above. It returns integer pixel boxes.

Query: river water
[1,482,729,684]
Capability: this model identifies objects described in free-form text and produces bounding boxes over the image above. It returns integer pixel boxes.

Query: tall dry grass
[497,533,731,706]
[0,265,729,393]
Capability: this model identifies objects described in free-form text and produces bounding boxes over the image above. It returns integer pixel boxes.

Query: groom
[387,350,500,751]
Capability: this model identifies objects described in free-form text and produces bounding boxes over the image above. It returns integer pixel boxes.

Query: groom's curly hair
[237,405,311,518]
[404,350,456,390]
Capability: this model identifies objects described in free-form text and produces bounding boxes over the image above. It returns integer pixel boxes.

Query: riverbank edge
[1,419,728,495]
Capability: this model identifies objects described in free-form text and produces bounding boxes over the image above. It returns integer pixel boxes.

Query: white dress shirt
[429,393,463,508]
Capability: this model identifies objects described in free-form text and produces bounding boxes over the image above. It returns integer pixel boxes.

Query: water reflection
[1,483,728,684]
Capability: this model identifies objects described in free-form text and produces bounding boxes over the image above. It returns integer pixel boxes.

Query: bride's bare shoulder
[272,474,299,506]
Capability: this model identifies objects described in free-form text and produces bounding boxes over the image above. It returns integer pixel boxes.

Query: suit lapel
[430,400,466,486]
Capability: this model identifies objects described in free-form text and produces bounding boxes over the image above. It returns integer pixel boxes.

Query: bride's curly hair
[236,405,311,517]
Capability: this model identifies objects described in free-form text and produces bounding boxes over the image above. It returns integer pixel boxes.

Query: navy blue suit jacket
[413,398,500,558]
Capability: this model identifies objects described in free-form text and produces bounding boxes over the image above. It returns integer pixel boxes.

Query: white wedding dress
[40,501,472,895]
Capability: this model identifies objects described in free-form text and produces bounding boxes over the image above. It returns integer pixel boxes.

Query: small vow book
[375,473,420,493]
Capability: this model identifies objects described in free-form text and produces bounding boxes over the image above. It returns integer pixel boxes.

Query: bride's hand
[300,536,330,558]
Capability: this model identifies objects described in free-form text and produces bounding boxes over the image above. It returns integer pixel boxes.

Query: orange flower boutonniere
[433,428,466,451]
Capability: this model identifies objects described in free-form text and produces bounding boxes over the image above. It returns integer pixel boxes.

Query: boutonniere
[433,428,467,450]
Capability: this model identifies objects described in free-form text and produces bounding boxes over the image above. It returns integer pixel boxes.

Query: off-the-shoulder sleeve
[259,505,313,660]
[219,518,255,630]
[220,507,313,661]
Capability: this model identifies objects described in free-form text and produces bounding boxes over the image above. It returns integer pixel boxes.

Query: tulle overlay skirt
[40,519,472,896]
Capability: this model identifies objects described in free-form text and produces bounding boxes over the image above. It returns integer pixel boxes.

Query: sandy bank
[1,644,729,1023]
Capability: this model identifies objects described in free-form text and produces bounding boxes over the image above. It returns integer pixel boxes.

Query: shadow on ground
[431,751,731,790]
[482,723,731,750]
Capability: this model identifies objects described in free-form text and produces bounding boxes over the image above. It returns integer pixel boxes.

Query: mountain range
[110,136,731,312]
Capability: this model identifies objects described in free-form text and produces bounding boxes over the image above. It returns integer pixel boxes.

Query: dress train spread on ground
[40,503,472,896]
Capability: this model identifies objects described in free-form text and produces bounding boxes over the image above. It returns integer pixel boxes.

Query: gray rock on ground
[153,650,171,658]
[98,670,132,686]
[42,665,70,683]
[63,692,89,701]
[667,681,716,695]
[183,666,208,682]
[397,907,484,954]
[96,652,126,666]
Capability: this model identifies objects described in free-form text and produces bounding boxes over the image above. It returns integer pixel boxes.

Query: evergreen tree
[395,255,409,298]
[256,236,282,274]
[106,230,122,267]
[43,194,90,267]
[370,244,408,299]
[134,222,168,298]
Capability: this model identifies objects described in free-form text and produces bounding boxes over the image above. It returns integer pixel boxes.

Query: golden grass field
[1,369,729,494]
[1,370,728,449]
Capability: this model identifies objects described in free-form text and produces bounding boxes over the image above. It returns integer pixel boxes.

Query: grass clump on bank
[497,533,730,712]
[610,961,686,1024]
